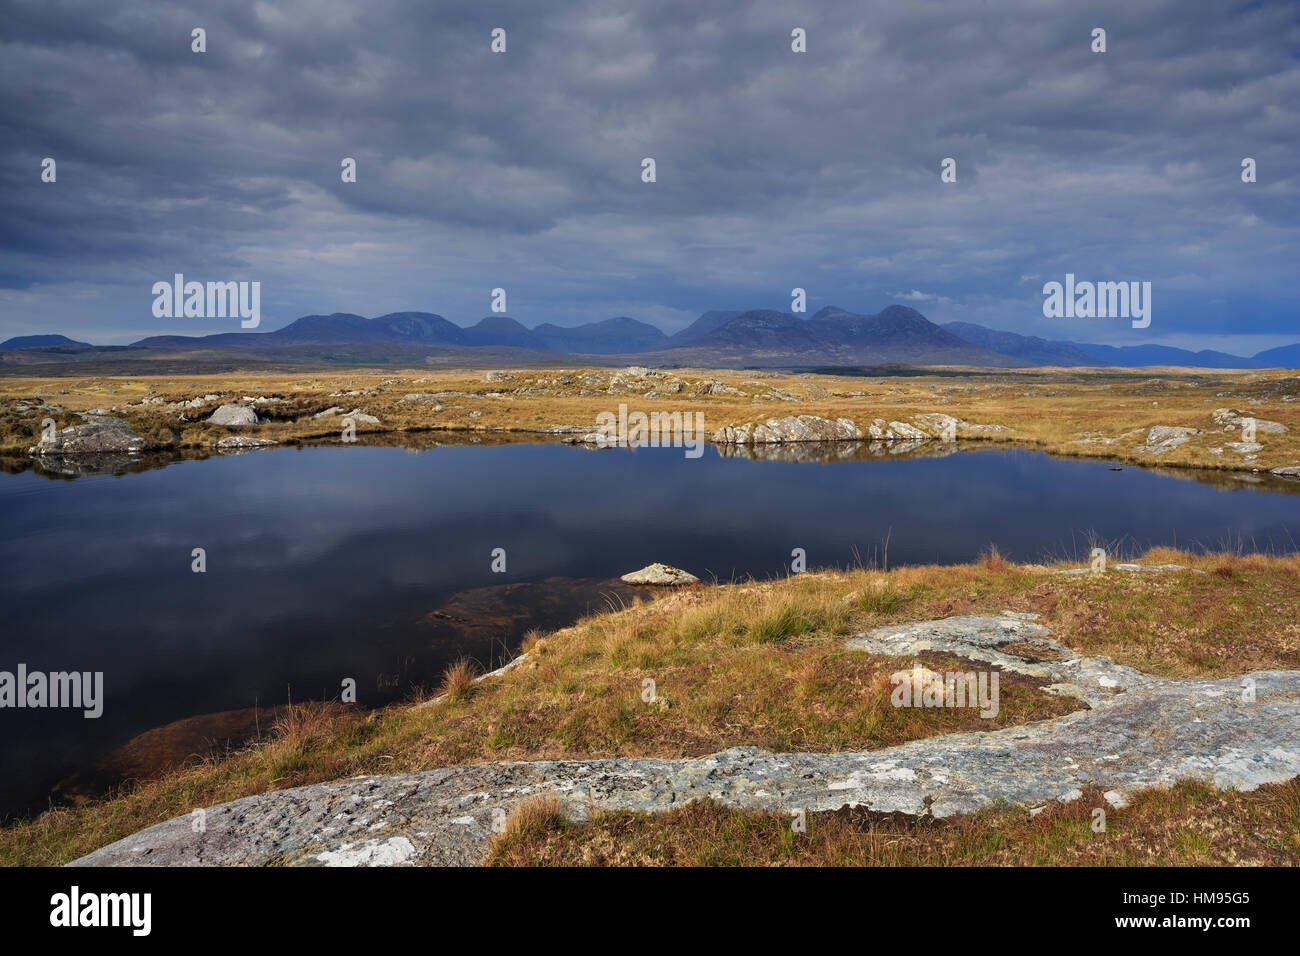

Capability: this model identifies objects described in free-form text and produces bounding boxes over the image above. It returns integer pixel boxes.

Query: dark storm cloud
[0,0,1296,348]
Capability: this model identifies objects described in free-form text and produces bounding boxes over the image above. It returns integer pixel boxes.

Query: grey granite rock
[28,415,150,456]
[1047,563,1204,577]
[1137,425,1199,454]
[1212,408,1288,434]
[713,415,861,444]
[207,403,259,426]
[215,436,278,451]
[619,563,700,586]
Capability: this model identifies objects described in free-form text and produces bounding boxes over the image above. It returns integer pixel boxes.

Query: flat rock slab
[1047,563,1204,577]
[73,616,1300,867]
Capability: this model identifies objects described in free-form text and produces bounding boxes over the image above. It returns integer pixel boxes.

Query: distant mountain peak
[0,333,90,349]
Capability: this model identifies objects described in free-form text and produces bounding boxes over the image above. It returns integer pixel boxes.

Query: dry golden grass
[1,548,1297,866]
[491,795,569,851]
[438,658,478,703]
[486,777,1300,867]
[3,364,1299,473]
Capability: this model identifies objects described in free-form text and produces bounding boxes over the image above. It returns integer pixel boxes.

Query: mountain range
[3,308,1298,370]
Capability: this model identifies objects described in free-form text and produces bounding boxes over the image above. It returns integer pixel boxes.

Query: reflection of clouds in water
[4,443,1299,648]
[1,441,1299,813]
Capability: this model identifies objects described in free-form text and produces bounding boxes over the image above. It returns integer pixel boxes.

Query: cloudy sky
[1,0,1297,351]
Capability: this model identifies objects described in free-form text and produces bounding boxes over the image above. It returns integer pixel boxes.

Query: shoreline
[3,364,1298,476]
[5,549,1299,865]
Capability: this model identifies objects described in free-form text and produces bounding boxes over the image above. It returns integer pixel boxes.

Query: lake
[1,437,1298,815]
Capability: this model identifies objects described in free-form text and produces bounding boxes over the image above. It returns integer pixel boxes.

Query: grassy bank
[2,547,1297,866]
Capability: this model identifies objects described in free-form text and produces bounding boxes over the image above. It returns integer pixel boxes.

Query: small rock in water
[620,563,700,586]
[216,436,278,450]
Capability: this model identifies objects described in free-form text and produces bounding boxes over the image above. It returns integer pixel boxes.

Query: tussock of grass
[491,795,569,853]
[438,658,478,703]
[2,547,1298,866]
[980,544,1009,573]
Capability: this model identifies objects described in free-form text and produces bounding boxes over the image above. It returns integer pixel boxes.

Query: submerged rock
[28,415,150,456]
[619,563,700,586]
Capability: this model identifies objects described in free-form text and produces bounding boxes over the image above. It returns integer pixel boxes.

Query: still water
[1,439,1297,813]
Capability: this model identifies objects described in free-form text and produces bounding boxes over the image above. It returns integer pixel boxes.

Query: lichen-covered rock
[215,436,278,451]
[1047,563,1203,579]
[866,418,927,440]
[28,415,150,456]
[207,403,259,426]
[619,563,700,586]
[712,415,861,444]
[1137,425,1198,453]
[910,413,961,437]
[1212,408,1288,434]
[71,613,1300,867]
[399,394,443,406]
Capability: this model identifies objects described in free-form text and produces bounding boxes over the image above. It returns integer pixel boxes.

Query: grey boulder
[207,403,260,426]
[28,415,150,456]
[620,563,700,586]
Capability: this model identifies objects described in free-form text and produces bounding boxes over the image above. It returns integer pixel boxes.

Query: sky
[1,0,1297,352]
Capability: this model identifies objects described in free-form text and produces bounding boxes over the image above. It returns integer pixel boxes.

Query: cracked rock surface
[73,615,1300,867]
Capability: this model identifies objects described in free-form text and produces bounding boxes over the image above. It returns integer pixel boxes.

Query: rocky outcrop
[712,414,1008,445]
[215,436,278,451]
[1136,425,1199,454]
[1271,466,1300,479]
[712,415,861,443]
[28,415,150,456]
[1047,563,1203,577]
[312,407,380,425]
[1212,408,1288,434]
[398,394,443,407]
[867,418,928,440]
[71,614,1300,867]
[562,432,616,448]
[619,563,700,586]
[207,404,260,426]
